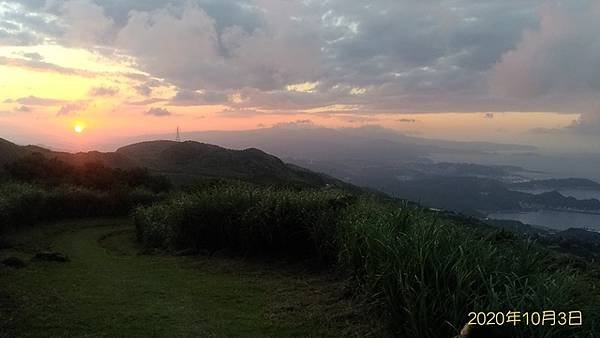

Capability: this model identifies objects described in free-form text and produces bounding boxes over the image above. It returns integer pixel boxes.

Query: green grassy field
[133,187,600,337]
[0,219,373,337]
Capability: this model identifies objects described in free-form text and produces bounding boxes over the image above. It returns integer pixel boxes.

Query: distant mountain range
[97,125,537,162]
[4,131,599,215]
[0,138,347,188]
[510,178,600,191]
[366,176,600,215]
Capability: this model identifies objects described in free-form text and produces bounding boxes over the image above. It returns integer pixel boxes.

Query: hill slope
[0,138,344,188]
[0,138,52,167]
[0,138,135,169]
[117,140,343,186]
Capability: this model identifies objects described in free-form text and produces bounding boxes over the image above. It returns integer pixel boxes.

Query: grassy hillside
[0,138,24,167]
[134,185,600,337]
[0,138,345,188]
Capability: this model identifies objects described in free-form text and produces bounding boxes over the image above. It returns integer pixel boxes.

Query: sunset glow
[0,1,598,152]
[74,124,85,134]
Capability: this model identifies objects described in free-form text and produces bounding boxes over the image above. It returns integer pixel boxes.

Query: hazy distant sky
[0,0,599,151]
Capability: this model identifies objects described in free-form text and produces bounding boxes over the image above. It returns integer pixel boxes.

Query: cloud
[14,105,32,113]
[0,56,97,77]
[22,52,44,61]
[129,78,163,96]
[110,1,322,93]
[0,28,41,45]
[397,118,417,123]
[334,114,379,124]
[490,2,600,108]
[217,108,268,118]
[484,113,494,119]
[488,2,600,135]
[11,95,67,106]
[127,98,167,106]
[272,119,317,129]
[114,4,220,89]
[145,107,171,116]
[89,86,119,97]
[528,127,564,135]
[3,0,599,117]
[52,0,116,46]
[2,3,62,37]
[4,1,521,111]
[563,109,600,135]
[57,102,87,116]
[134,84,152,96]
[169,89,228,106]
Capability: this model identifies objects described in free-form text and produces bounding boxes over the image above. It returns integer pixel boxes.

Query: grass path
[0,219,367,337]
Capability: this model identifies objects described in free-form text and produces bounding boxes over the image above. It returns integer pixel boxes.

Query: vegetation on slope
[135,186,350,263]
[0,155,171,235]
[134,185,600,337]
[117,140,347,187]
[0,137,347,189]
[4,153,171,191]
[0,183,157,235]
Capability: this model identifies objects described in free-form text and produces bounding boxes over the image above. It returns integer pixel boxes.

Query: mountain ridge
[0,138,346,188]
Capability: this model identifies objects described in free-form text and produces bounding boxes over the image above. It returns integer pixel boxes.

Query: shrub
[0,182,159,234]
[134,187,352,263]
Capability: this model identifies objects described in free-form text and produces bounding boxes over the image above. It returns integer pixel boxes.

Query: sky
[0,0,599,152]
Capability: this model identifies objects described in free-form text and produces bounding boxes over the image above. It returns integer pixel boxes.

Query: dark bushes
[0,182,157,234]
[4,153,171,192]
[134,187,352,263]
[0,154,170,234]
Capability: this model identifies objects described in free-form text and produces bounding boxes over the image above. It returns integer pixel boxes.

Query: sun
[74,123,85,134]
